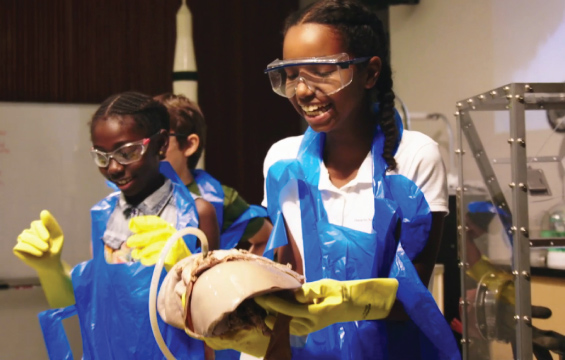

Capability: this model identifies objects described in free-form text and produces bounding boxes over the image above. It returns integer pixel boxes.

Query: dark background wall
[0,0,300,204]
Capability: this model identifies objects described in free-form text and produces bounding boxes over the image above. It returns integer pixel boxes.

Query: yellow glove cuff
[36,262,75,308]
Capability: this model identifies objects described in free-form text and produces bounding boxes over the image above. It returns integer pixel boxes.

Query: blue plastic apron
[192,169,268,250]
[264,120,460,359]
[38,162,207,359]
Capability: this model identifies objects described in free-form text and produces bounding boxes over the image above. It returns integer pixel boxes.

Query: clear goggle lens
[264,53,371,98]
[90,138,150,168]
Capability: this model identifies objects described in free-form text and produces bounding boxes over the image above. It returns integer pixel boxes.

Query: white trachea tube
[149,227,209,360]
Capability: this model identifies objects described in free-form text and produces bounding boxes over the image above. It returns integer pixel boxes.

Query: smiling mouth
[113,177,133,186]
[300,103,331,117]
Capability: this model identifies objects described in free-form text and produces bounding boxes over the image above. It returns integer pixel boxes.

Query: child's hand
[255,278,399,336]
[199,327,271,358]
[127,215,191,270]
[13,210,75,308]
[14,210,65,270]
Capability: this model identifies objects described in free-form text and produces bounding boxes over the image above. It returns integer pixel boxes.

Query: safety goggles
[264,53,371,98]
[90,137,153,168]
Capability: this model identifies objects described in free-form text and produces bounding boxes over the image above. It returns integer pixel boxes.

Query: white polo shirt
[262,130,448,275]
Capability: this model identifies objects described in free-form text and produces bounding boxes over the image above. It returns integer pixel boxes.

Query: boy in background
[155,93,272,255]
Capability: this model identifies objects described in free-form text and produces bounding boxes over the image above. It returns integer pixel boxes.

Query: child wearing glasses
[250,0,459,359]
[13,91,217,359]
[176,2,459,359]
[154,93,272,256]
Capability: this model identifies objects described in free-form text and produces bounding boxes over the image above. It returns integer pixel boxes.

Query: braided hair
[154,93,207,170]
[283,0,398,170]
[90,91,170,138]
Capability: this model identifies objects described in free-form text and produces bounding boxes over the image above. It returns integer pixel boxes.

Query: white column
[173,0,204,168]
[173,0,198,102]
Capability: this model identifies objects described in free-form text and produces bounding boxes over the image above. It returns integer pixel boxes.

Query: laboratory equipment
[456,83,565,360]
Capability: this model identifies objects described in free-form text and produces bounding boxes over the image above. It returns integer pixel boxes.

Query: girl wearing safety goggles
[254,0,459,359]
[14,91,220,359]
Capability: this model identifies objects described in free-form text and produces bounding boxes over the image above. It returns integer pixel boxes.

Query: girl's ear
[182,134,200,158]
[365,56,381,90]
[157,129,169,160]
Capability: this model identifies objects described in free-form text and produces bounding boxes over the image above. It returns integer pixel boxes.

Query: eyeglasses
[264,53,371,98]
[90,137,152,168]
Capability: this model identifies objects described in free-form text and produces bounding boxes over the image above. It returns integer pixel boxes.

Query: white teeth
[301,104,327,112]
[301,103,330,116]
[115,178,131,185]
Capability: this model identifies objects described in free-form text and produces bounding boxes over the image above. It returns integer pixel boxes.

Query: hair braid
[376,62,397,171]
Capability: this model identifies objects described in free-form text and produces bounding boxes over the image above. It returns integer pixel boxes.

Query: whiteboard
[0,102,110,281]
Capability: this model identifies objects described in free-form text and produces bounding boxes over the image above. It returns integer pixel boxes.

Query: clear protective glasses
[90,137,152,168]
[264,53,371,98]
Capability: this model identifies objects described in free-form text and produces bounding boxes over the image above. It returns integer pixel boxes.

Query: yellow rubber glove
[255,278,399,336]
[127,215,191,271]
[199,327,271,357]
[467,255,514,305]
[13,210,75,308]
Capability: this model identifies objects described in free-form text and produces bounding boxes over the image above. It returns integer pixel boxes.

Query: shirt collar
[318,151,373,191]
[118,179,173,218]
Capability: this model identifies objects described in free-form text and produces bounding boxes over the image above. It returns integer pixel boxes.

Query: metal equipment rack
[456,83,565,360]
